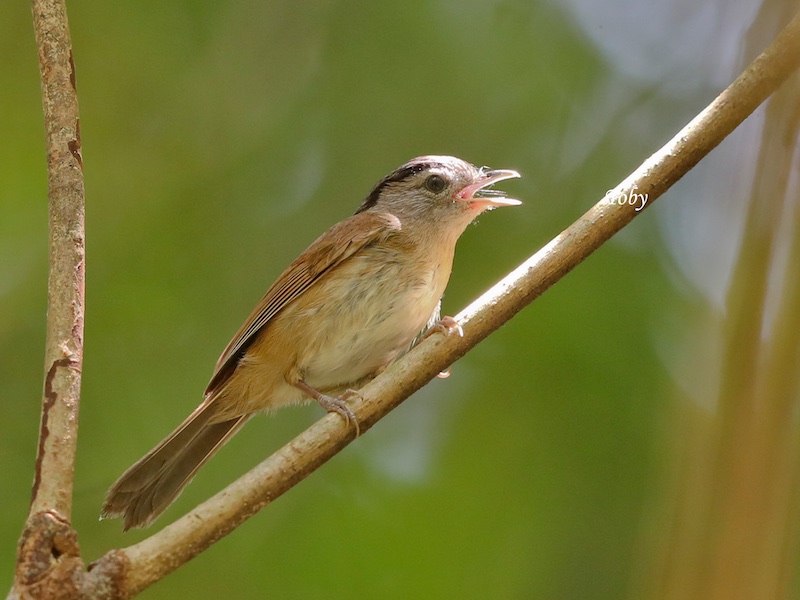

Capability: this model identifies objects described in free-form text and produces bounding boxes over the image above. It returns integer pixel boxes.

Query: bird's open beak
[457,168,522,209]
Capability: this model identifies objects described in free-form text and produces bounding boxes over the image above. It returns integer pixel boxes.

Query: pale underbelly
[294,257,444,389]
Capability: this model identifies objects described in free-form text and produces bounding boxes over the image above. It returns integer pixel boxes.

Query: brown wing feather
[205,211,402,395]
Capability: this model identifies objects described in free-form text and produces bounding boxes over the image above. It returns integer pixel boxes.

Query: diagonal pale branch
[93,9,800,597]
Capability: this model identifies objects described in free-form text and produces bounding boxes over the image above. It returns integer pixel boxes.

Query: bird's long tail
[101,401,250,530]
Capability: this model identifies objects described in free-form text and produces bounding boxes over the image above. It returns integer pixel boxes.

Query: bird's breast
[292,244,452,389]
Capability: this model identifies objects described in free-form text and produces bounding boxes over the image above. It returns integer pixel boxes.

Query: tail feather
[102,401,250,530]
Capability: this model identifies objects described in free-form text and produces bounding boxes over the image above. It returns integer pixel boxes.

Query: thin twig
[100,9,800,597]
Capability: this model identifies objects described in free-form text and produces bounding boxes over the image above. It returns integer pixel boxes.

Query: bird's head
[356,156,521,233]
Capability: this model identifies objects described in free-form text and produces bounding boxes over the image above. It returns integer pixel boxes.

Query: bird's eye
[424,174,447,193]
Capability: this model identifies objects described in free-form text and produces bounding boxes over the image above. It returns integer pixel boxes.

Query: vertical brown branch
[29,0,85,521]
[9,0,90,598]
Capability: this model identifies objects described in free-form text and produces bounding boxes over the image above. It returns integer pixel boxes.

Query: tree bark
[10,0,89,598]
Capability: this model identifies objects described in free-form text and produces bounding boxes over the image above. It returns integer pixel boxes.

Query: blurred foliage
[2,0,797,599]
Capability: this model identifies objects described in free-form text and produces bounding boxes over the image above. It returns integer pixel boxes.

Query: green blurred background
[3,1,799,598]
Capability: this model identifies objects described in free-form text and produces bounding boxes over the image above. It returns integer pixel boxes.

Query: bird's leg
[294,380,362,437]
[422,316,463,378]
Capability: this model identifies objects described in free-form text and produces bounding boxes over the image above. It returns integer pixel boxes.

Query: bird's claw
[422,316,462,378]
[316,389,362,437]
[424,315,464,340]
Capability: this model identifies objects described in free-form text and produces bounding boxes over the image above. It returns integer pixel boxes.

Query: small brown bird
[102,155,521,529]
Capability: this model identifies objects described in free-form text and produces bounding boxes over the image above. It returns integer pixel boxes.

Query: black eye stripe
[356,161,443,213]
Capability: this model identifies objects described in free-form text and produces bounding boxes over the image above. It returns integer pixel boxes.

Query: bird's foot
[423,316,463,378]
[296,380,362,437]
[317,389,362,437]
[424,315,464,340]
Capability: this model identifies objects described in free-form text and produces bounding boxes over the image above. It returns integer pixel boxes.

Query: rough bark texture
[10,0,90,598]
[29,0,85,522]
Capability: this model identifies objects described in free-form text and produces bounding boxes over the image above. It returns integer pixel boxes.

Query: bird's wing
[205,211,402,395]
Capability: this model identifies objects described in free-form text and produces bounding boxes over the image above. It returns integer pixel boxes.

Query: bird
[101,155,521,530]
